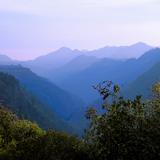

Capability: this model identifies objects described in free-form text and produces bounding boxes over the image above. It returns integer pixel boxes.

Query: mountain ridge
[0,72,74,133]
[50,48,160,102]
[0,65,87,133]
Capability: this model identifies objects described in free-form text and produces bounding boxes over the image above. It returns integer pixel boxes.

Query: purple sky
[0,0,160,60]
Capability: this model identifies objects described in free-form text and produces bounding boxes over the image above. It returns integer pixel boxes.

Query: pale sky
[0,0,160,60]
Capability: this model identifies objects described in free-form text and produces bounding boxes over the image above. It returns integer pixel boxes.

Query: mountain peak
[131,42,151,47]
[0,54,12,62]
[139,48,160,59]
[58,47,72,52]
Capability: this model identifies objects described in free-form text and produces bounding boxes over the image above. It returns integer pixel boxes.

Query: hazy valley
[1,42,160,132]
[1,42,160,159]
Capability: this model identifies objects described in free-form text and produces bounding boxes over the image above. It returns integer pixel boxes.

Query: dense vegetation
[0,107,88,160]
[1,79,160,159]
[85,81,160,160]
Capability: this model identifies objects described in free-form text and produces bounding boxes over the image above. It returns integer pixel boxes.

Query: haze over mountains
[0,72,73,133]
[19,42,152,77]
[123,62,160,99]
[0,65,86,134]
[0,42,160,134]
[0,54,13,64]
[54,48,160,102]
[85,42,152,59]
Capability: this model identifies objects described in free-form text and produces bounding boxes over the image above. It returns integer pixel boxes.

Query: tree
[9,120,45,160]
[32,130,89,160]
[85,81,160,160]
[0,107,44,160]
[0,107,17,147]
[0,107,89,160]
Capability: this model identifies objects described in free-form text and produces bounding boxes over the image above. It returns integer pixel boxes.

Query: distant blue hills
[1,42,160,134]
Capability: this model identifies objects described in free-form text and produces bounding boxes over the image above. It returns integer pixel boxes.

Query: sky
[0,0,160,60]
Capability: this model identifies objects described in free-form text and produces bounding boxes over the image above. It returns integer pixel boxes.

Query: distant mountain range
[49,55,99,80]
[0,43,158,102]
[0,54,13,64]
[0,42,159,134]
[0,42,147,77]
[21,47,84,77]
[85,42,152,59]
[47,48,160,102]
[0,42,153,75]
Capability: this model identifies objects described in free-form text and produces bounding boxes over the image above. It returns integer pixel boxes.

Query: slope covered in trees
[1,81,160,160]
[123,62,160,99]
[0,72,73,133]
[0,107,88,160]
[0,65,86,133]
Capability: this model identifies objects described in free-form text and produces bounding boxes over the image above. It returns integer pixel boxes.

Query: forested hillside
[1,81,160,160]
[123,62,160,99]
[0,65,87,133]
[0,72,73,133]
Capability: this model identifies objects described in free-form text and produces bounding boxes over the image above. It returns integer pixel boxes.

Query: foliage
[0,107,44,159]
[0,78,160,160]
[0,107,17,147]
[85,81,160,160]
[0,107,89,160]
[31,131,89,160]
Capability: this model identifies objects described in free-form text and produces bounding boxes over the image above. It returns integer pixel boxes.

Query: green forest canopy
[0,81,160,160]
